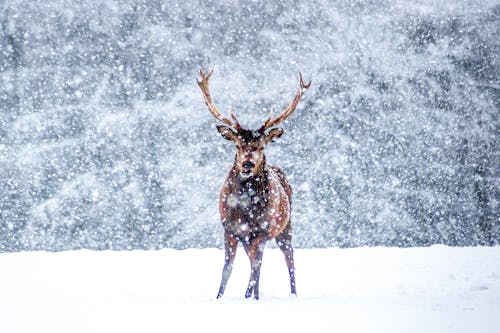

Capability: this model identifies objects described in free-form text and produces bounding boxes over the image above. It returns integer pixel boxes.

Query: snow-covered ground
[1,246,499,333]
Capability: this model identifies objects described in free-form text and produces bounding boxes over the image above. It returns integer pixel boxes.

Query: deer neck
[227,156,269,203]
[231,161,269,220]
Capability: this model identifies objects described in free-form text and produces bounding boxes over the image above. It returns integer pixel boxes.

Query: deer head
[197,69,311,178]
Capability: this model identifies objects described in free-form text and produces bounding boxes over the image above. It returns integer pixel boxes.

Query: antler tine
[197,69,240,129]
[260,105,275,132]
[260,72,311,132]
[228,106,241,129]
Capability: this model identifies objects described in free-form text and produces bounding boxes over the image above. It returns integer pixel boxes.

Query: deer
[197,69,311,299]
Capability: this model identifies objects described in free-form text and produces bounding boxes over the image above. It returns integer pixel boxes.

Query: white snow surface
[1,246,499,333]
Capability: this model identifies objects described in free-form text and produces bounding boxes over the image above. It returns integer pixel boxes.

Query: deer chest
[223,185,270,239]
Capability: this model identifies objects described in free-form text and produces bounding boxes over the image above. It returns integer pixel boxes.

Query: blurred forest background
[0,0,498,252]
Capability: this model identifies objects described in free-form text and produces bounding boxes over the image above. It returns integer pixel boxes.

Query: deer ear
[264,128,284,144]
[217,125,237,141]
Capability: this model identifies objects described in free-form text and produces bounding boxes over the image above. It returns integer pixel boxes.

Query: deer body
[220,162,291,241]
[219,163,293,299]
[197,69,310,299]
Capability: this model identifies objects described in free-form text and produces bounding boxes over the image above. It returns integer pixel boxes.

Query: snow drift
[1,246,500,332]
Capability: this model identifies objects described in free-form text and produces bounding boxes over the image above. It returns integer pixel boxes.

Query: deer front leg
[276,225,296,296]
[243,236,266,299]
[217,234,238,299]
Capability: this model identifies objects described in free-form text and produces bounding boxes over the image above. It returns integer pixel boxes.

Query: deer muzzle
[241,161,256,177]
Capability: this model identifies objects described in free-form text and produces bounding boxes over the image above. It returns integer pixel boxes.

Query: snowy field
[1,246,499,333]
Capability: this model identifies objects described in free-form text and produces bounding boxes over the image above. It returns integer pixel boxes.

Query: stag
[197,69,311,299]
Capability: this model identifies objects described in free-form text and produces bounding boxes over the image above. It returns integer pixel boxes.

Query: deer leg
[217,234,238,299]
[243,236,266,299]
[276,225,296,296]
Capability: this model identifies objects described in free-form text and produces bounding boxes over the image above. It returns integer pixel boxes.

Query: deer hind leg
[276,223,296,296]
[243,236,266,300]
[217,234,238,299]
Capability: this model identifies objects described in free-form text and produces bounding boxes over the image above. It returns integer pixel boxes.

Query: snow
[1,0,498,251]
[1,246,499,332]
[1,2,498,330]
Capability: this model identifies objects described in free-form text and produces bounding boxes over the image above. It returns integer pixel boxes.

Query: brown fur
[216,133,296,300]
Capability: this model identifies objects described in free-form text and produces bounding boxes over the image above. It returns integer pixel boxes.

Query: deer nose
[242,161,255,170]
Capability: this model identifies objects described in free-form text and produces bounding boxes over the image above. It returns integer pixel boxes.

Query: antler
[197,69,241,130]
[259,72,311,132]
